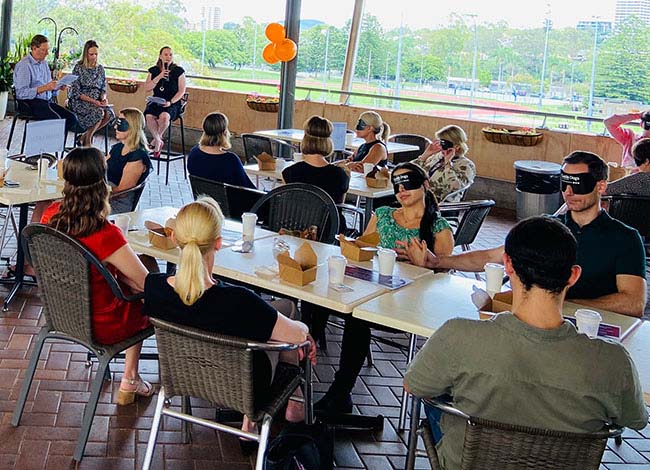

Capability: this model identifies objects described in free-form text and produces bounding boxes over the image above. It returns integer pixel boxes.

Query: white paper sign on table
[331,122,347,151]
[24,119,66,155]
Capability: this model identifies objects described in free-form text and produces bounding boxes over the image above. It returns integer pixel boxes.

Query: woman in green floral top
[364,162,454,255]
[414,124,476,202]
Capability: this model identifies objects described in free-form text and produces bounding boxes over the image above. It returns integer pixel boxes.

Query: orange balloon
[262,43,279,64]
[265,23,286,43]
[275,38,297,62]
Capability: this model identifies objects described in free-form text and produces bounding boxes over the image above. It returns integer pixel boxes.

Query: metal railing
[104,66,610,133]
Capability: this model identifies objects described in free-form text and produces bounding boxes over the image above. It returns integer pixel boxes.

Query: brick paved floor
[1,117,649,469]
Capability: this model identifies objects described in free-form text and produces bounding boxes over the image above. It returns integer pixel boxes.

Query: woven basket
[482,128,543,147]
[108,82,139,94]
[246,98,279,113]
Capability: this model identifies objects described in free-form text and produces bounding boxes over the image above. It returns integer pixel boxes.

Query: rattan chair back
[603,194,650,238]
[241,134,294,163]
[388,133,431,164]
[109,178,148,213]
[189,174,229,214]
[250,183,340,243]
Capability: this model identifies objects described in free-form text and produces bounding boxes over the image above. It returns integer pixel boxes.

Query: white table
[353,273,644,433]
[124,208,431,313]
[253,128,420,155]
[243,163,394,226]
[0,161,64,310]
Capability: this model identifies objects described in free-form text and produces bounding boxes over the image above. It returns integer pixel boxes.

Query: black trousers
[21,99,80,133]
[303,302,371,397]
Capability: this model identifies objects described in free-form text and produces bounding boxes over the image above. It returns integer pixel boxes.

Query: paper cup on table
[328,255,347,285]
[363,163,375,175]
[293,152,303,162]
[242,212,258,242]
[484,263,504,297]
[114,215,130,234]
[276,158,286,171]
[575,309,602,338]
[346,133,355,146]
[378,248,397,276]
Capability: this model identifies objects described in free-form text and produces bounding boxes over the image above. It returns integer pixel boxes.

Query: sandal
[117,377,154,405]
[1,266,37,283]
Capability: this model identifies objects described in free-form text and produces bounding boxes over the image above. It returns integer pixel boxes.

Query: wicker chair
[150,92,189,185]
[406,397,622,470]
[109,178,148,214]
[250,183,340,244]
[602,194,650,238]
[11,224,154,462]
[142,317,313,470]
[189,174,266,220]
[388,133,431,164]
[241,133,295,163]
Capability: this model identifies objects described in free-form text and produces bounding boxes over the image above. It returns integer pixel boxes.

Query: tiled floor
[0,117,649,469]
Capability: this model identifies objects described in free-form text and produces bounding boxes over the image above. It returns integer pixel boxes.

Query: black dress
[143,64,185,121]
[352,140,388,166]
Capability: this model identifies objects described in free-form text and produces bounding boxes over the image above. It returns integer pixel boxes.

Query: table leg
[399,333,418,431]
[363,197,374,229]
[405,395,421,470]
[2,204,28,312]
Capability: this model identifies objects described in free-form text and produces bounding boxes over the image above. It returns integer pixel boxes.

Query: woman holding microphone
[144,46,186,158]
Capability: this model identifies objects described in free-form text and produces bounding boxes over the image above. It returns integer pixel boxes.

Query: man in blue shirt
[13,35,80,133]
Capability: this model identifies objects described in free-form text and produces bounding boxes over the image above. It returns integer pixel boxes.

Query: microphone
[163,62,170,82]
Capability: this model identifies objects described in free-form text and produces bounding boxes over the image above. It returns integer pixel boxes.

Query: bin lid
[513,160,561,175]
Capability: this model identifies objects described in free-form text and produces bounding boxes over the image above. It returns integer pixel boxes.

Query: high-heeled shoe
[117,377,154,405]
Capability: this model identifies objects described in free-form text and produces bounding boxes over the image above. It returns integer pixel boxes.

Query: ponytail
[379,122,391,142]
[172,198,224,306]
[174,240,208,306]
[419,188,440,250]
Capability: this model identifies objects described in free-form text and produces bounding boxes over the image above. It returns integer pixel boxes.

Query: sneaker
[314,391,353,414]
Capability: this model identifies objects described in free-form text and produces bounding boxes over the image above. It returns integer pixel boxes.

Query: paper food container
[278,242,318,286]
[365,167,390,188]
[338,232,380,262]
[254,152,277,171]
[145,219,177,250]
[471,288,513,320]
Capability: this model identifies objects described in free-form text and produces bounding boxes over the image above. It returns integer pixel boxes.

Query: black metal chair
[150,92,189,185]
[439,199,495,252]
[6,87,39,154]
[388,133,431,164]
[602,194,650,239]
[109,178,148,214]
[189,174,266,220]
[12,224,154,462]
[142,317,312,470]
[406,397,622,470]
[250,183,340,244]
[241,133,295,163]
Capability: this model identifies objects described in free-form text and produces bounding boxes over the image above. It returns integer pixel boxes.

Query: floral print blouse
[416,153,476,202]
[375,206,452,250]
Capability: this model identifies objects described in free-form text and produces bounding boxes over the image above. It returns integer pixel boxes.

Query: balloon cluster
[262,23,297,64]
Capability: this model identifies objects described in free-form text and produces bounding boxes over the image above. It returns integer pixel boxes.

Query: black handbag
[264,421,334,470]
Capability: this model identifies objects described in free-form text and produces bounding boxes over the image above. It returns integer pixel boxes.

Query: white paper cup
[242,212,258,242]
[378,248,397,276]
[328,255,347,285]
[363,163,375,175]
[114,215,130,234]
[293,152,303,162]
[484,263,504,297]
[346,133,355,146]
[275,158,285,171]
[575,309,602,338]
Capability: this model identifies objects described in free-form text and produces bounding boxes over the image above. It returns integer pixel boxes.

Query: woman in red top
[41,147,153,405]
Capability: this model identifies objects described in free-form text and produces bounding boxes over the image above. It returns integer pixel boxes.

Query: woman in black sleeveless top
[346,110,391,172]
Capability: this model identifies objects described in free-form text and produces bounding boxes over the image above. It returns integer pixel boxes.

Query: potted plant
[0,58,13,120]
[8,34,32,68]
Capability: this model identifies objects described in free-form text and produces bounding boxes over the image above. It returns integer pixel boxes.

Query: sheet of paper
[331,122,347,151]
[24,119,66,155]
[57,74,78,87]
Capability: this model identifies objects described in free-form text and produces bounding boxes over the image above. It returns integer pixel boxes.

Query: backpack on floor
[264,421,334,470]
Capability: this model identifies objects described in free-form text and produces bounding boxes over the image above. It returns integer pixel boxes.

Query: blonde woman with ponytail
[346,110,391,172]
[143,198,316,443]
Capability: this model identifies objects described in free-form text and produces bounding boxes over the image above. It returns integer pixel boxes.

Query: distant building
[615,0,650,26]
[185,2,222,31]
[577,20,613,37]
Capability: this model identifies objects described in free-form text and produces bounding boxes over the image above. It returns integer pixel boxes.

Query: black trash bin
[513,160,562,220]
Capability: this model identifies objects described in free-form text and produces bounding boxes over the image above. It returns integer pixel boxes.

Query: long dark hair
[391,162,440,249]
[155,46,177,71]
[49,147,110,237]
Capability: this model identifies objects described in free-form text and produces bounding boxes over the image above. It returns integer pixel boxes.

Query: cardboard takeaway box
[254,152,277,171]
[145,219,177,250]
[472,288,513,319]
[277,242,318,286]
[338,232,380,262]
[365,167,390,188]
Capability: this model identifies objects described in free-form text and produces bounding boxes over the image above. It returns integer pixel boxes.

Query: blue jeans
[424,402,444,443]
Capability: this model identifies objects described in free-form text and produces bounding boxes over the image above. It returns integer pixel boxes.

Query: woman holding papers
[144,46,187,158]
[68,40,114,147]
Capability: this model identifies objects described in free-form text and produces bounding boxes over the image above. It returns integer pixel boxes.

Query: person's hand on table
[347,161,364,173]
[395,238,433,268]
